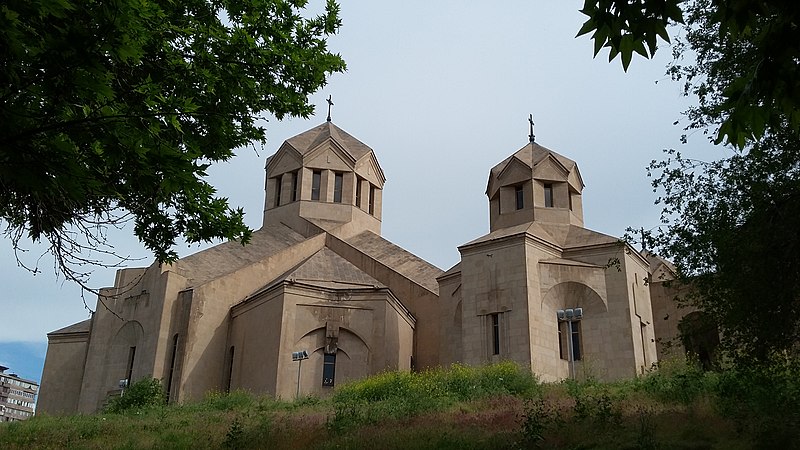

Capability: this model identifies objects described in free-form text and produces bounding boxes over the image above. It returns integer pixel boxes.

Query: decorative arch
[295,326,370,391]
[104,320,145,392]
[678,311,720,370]
[539,282,608,378]
[296,324,371,353]
[541,282,607,314]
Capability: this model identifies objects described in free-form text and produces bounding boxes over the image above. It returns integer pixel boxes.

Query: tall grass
[327,361,540,432]
[1,360,798,449]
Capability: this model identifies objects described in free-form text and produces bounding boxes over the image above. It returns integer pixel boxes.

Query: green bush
[714,358,800,447]
[105,378,166,413]
[629,359,717,404]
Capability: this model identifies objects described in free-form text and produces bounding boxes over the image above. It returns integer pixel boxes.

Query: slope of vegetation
[2,360,798,449]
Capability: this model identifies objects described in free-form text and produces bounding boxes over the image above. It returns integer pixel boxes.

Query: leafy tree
[0,0,345,285]
[646,135,800,361]
[629,0,800,361]
[578,0,800,147]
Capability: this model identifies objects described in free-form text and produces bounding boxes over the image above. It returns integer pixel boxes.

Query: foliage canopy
[0,0,345,284]
[624,0,800,360]
[578,0,800,147]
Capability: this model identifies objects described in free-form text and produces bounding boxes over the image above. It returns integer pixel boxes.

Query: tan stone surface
[40,123,693,415]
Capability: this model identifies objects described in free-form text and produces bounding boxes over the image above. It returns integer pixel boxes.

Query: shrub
[519,398,558,447]
[105,378,166,413]
[630,358,717,404]
[714,358,800,447]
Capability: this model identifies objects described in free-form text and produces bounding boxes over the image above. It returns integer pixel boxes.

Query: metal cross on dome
[528,114,535,143]
[326,95,334,122]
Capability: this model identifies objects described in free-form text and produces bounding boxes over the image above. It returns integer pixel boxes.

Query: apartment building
[0,365,38,421]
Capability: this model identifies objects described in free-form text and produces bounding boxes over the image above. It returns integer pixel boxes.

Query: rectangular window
[126,346,136,384]
[515,185,524,210]
[311,170,322,201]
[355,177,363,208]
[559,321,582,361]
[568,190,573,211]
[322,352,336,387]
[291,171,299,202]
[491,313,501,355]
[274,177,282,207]
[368,185,375,215]
[544,183,554,208]
[570,321,582,361]
[333,172,343,203]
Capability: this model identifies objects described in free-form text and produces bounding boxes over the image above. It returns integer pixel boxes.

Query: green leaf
[576,18,596,38]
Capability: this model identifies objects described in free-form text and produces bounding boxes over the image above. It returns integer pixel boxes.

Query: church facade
[38,121,685,414]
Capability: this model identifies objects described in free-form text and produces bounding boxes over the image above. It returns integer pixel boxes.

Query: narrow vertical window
[311,170,321,200]
[126,346,136,384]
[274,177,282,207]
[558,322,567,360]
[568,190,573,211]
[491,313,501,355]
[515,185,524,210]
[355,177,362,208]
[544,183,554,207]
[333,172,343,203]
[570,321,582,361]
[225,346,235,393]
[322,352,336,387]
[166,334,179,400]
[291,171,299,202]
[368,185,375,215]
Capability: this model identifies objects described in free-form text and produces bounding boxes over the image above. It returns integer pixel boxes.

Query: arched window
[322,352,336,387]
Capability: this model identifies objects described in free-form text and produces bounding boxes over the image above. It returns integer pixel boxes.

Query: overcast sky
[1,1,727,369]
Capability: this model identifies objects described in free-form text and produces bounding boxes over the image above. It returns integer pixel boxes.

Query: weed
[635,407,658,450]
[205,390,255,411]
[223,417,244,449]
[519,397,557,447]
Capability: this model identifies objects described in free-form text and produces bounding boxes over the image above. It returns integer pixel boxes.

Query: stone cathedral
[38,120,690,414]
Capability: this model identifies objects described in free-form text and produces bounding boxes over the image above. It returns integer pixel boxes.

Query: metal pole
[296,359,302,398]
[567,320,575,379]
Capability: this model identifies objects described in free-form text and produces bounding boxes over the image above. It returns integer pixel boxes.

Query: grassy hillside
[2,360,798,449]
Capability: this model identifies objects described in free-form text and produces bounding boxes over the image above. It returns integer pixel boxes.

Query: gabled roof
[491,142,576,178]
[344,231,444,294]
[48,318,92,336]
[488,141,584,191]
[461,222,618,251]
[277,121,386,184]
[439,262,462,279]
[642,251,677,278]
[285,122,374,161]
[176,223,310,285]
[250,247,385,296]
[560,224,620,249]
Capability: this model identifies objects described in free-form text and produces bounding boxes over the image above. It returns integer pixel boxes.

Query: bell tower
[262,122,386,236]
[486,141,585,232]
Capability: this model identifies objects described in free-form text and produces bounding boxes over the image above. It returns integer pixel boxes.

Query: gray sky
[1,1,725,348]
